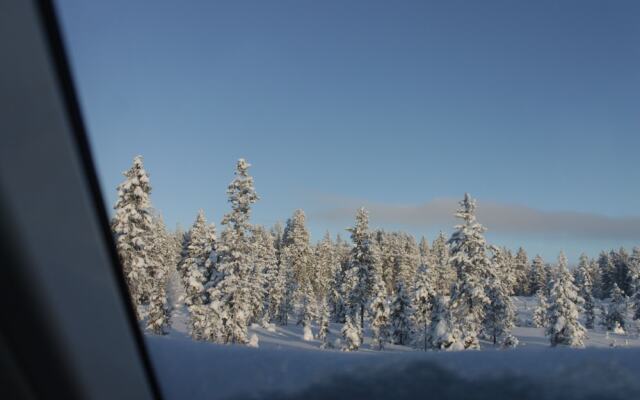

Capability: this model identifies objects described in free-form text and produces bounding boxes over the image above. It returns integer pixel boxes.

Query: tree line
[112,156,640,350]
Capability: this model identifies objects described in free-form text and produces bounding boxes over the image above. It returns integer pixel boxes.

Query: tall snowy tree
[576,253,596,329]
[317,297,332,349]
[598,251,616,299]
[418,236,431,269]
[251,226,278,325]
[369,275,391,350]
[629,247,640,321]
[431,232,455,296]
[412,263,436,351]
[528,255,547,295]
[513,247,529,295]
[282,210,316,340]
[390,281,412,345]
[448,193,490,349]
[145,213,172,334]
[396,233,421,290]
[331,234,351,323]
[207,159,259,344]
[177,210,217,340]
[342,208,378,345]
[484,247,517,347]
[545,252,586,348]
[112,155,155,321]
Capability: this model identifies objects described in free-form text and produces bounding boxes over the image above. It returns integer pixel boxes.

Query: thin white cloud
[314,197,640,240]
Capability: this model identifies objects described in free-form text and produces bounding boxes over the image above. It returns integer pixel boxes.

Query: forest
[112,156,640,352]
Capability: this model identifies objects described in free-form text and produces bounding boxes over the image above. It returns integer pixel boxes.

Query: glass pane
[55,1,640,399]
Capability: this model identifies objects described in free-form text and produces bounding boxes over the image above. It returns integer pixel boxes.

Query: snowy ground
[146,296,640,399]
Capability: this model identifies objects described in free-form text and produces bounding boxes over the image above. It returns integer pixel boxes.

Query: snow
[147,295,640,399]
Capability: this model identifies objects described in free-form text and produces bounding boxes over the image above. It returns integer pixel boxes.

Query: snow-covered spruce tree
[532,290,548,328]
[528,255,547,296]
[341,314,361,351]
[483,246,517,347]
[390,280,412,345]
[282,210,316,340]
[177,210,217,340]
[251,226,278,326]
[112,155,155,321]
[545,252,586,347]
[447,193,490,349]
[271,222,294,325]
[412,263,436,351]
[207,159,259,344]
[598,251,616,299]
[611,248,632,295]
[497,247,517,296]
[315,232,340,342]
[604,283,628,333]
[376,230,399,295]
[630,247,640,320]
[431,232,455,296]
[369,276,391,350]
[427,295,462,350]
[145,213,172,334]
[513,247,529,296]
[395,233,421,291]
[341,208,378,347]
[317,297,332,349]
[315,233,337,307]
[330,234,351,323]
[419,236,431,269]
[576,253,596,329]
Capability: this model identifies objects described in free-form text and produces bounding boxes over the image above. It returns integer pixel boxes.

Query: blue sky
[56,0,640,262]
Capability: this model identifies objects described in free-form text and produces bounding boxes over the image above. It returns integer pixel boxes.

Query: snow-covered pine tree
[629,247,640,320]
[431,232,455,296]
[376,230,399,296]
[145,212,172,334]
[513,247,529,295]
[390,280,412,345]
[282,209,316,340]
[330,234,351,323]
[532,290,548,328]
[484,246,517,347]
[598,251,616,299]
[604,283,628,333]
[341,314,361,351]
[528,255,547,295]
[447,193,490,349]
[315,233,337,307]
[426,295,462,350]
[207,159,259,344]
[317,297,332,349]
[369,274,391,350]
[419,236,431,269]
[271,222,293,325]
[576,253,596,329]
[611,248,632,295]
[412,262,436,351]
[177,210,217,340]
[395,233,421,291]
[498,247,517,296]
[342,208,378,343]
[112,155,155,321]
[251,225,278,326]
[545,252,586,347]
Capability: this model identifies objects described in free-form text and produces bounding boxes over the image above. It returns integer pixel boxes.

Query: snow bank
[146,335,640,400]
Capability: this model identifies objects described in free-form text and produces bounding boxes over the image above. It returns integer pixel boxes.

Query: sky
[55,0,640,262]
